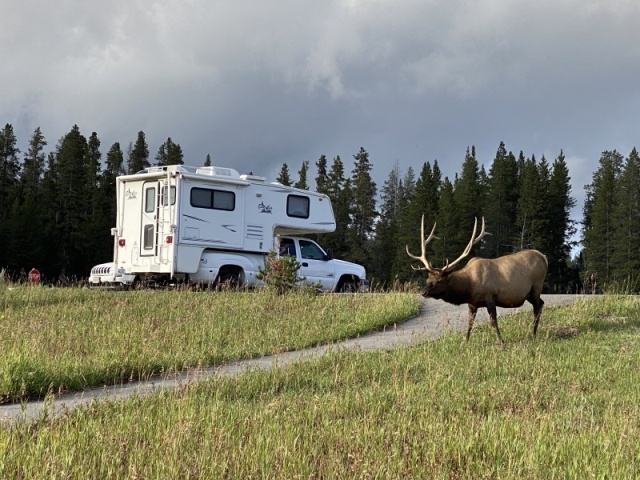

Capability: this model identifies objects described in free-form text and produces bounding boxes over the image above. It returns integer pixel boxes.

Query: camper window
[145,187,156,213]
[161,186,176,206]
[143,225,154,250]
[287,195,310,219]
[190,187,235,211]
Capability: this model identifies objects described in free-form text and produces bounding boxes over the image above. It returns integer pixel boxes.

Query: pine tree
[204,154,212,167]
[276,163,292,186]
[0,123,20,221]
[546,150,577,292]
[371,162,402,285]
[128,131,149,173]
[485,142,519,257]
[324,156,351,258]
[582,150,623,287]
[155,137,184,166]
[349,147,377,267]
[515,155,547,251]
[315,155,329,194]
[21,127,47,198]
[453,146,484,256]
[294,160,309,190]
[610,148,640,288]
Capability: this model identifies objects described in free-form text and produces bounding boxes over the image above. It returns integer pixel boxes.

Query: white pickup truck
[90,236,368,293]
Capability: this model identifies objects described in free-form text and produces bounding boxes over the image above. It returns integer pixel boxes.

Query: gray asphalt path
[0,294,590,424]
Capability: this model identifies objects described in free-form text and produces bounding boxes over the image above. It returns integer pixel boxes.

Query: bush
[256,252,303,295]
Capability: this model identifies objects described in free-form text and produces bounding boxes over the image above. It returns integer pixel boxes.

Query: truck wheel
[216,273,240,291]
[338,280,358,293]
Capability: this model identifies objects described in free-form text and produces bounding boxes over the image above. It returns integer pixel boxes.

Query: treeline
[1,122,638,292]
[278,143,579,293]
[0,124,187,283]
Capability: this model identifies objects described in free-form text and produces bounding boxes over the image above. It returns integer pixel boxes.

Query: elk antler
[405,215,439,272]
[442,217,490,272]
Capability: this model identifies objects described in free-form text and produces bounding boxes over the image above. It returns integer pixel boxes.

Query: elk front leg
[466,305,477,341]
[487,301,504,344]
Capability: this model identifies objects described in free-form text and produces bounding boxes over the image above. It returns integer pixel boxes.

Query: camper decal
[125,189,137,200]
[258,201,272,214]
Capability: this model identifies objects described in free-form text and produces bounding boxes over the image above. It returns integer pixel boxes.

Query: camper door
[141,180,174,263]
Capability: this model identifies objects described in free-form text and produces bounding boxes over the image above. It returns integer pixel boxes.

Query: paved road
[0,294,590,424]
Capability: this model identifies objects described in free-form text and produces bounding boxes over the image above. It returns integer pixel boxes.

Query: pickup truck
[89,236,368,293]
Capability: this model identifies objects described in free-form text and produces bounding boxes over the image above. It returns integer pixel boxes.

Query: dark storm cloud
[2,0,639,240]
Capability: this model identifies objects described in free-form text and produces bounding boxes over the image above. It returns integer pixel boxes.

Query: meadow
[1,287,639,478]
[0,286,417,403]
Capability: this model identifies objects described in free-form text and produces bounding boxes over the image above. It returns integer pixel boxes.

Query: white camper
[90,165,368,292]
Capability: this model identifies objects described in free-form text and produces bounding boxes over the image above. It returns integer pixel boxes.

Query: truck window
[279,238,296,256]
[190,187,235,211]
[299,240,325,260]
[287,195,309,219]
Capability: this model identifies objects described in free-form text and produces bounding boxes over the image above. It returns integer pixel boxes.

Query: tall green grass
[1,295,639,478]
[0,287,417,402]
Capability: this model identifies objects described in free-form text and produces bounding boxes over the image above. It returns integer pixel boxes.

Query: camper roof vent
[240,173,266,182]
[196,166,241,178]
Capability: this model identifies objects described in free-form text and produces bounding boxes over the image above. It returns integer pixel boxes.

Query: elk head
[406,216,489,299]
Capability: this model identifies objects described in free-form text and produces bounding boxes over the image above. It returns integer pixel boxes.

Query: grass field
[0,286,417,403]
[1,289,639,478]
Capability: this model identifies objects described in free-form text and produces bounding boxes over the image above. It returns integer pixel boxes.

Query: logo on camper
[125,189,137,200]
[258,202,272,214]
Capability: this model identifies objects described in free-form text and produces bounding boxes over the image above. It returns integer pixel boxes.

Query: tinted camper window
[190,188,235,211]
[287,195,310,219]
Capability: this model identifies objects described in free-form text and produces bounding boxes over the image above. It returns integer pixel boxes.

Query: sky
[2,0,639,245]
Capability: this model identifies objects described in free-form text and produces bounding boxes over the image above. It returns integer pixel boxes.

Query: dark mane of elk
[406,216,548,343]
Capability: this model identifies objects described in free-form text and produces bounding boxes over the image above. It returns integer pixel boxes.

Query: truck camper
[89,165,368,292]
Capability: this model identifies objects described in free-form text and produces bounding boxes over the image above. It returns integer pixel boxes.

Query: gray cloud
[2,0,640,243]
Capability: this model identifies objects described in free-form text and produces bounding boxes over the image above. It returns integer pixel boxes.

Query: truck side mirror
[325,249,333,261]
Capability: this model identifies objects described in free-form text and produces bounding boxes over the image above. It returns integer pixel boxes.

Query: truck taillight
[166,235,173,244]
[118,239,126,247]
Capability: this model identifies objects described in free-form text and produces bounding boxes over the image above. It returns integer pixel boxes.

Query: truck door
[297,239,335,291]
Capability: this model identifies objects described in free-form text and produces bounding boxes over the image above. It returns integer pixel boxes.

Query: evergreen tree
[485,142,519,257]
[371,162,402,285]
[545,150,577,292]
[204,154,212,167]
[128,131,149,173]
[400,161,441,281]
[294,160,309,190]
[324,156,351,258]
[315,155,329,194]
[276,163,292,186]
[515,155,547,251]
[0,124,20,270]
[348,147,377,267]
[610,148,640,288]
[20,127,47,198]
[582,150,623,287]
[391,167,418,282]
[155,137,184,166]
[434,177,460,266]
[453,146,484,256]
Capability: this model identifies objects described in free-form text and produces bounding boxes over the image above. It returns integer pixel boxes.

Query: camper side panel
[178,179,245,250]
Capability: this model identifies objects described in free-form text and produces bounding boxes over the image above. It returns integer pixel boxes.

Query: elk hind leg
[528,288,545,337]
[487,301,504,344]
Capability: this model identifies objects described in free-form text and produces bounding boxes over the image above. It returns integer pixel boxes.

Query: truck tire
[338,280,358,293]
[216,272,240,291]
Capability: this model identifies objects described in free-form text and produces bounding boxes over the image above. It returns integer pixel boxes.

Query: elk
[406,216,548,343]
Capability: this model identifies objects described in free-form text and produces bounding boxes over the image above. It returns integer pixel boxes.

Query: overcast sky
[2,0,639,241]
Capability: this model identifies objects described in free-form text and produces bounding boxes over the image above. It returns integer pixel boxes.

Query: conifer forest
[1,123,638,293]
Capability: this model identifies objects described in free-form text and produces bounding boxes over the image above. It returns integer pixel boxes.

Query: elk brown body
[407,216,548,343]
